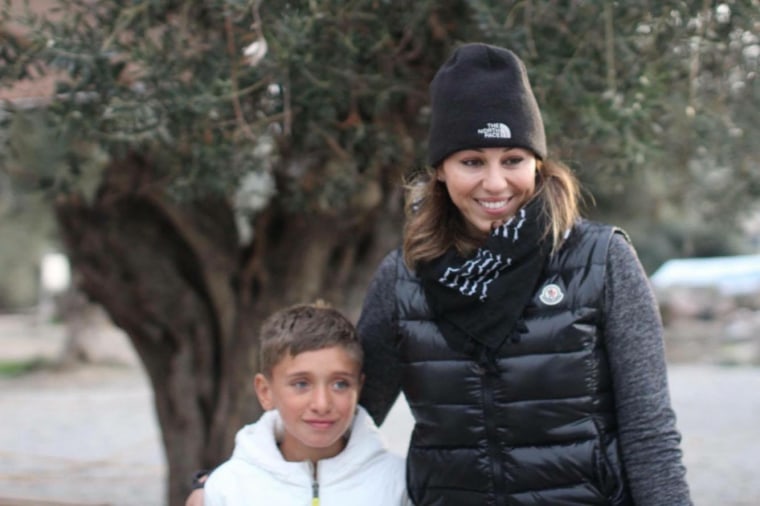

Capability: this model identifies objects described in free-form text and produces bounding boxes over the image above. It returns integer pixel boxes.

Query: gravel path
[668,364,760,506]
[0,318,758,505]
[0,365,164,506]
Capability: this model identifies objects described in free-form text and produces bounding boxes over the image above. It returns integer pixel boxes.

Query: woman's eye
[461,158,483,167]
[503,157,524,165]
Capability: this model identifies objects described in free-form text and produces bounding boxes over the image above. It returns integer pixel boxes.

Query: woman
[356,43,691,505]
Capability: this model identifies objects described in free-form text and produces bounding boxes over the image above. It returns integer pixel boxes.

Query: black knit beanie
[427,43,547,167]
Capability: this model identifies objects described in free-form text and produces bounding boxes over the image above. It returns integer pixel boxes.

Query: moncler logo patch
[477,122,511,139]
[539,283,564,306]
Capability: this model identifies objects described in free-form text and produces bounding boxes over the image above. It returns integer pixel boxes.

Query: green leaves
[1,0,758,264]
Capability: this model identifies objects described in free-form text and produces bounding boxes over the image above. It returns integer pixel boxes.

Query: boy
[203,301,410,506]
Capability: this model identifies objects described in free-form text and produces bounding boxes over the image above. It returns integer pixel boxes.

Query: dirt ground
[1,314,759,506]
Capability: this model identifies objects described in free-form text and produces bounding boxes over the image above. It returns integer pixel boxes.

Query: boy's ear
[254,373,275,411]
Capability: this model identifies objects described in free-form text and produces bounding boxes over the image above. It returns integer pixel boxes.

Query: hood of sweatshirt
[230,405,390,486]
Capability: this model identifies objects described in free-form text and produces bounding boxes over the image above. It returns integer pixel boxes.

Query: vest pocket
[593,434,631,505]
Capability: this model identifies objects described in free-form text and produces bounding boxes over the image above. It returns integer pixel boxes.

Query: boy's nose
[310,386,332,413]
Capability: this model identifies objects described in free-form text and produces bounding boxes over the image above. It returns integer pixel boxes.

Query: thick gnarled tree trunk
[54,152,402,505]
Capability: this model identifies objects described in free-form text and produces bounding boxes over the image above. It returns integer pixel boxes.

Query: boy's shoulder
[328,406,405,473]
[205,411,312,503]
[321,406,408,503]
[207,410,293,480]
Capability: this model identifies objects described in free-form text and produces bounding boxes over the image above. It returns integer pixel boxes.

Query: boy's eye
[334,380,349,390]
[291,380,310,390]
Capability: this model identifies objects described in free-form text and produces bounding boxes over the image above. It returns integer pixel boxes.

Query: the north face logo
[477,122,511,139]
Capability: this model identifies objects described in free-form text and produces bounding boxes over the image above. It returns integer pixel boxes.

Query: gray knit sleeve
[604,233,692,505]
[357,250,404,426]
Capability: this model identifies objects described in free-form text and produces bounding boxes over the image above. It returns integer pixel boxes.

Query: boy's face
[254,345,363,463]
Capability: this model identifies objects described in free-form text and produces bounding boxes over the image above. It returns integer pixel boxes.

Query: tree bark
[53,152,402,505]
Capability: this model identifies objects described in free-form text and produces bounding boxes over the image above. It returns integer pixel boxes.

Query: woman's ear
[435,167,445,182]
[254,373,275,411]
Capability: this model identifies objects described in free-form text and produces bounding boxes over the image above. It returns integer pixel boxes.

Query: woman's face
[437,147,537,235]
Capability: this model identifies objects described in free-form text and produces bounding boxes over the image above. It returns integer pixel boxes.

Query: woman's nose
[481,163,508,192]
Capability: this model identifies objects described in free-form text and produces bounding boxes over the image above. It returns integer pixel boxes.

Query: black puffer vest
[395,221,632,505]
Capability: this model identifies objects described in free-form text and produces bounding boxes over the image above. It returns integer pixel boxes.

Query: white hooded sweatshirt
[204,406,410,506]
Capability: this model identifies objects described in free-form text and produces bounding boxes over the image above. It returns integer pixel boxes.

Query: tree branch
[604,2,617,93]
[224,9,256,141]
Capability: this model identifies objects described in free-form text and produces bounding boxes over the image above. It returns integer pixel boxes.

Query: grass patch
[0,358,46,377]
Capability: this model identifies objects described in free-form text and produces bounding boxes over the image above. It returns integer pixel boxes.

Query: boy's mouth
[305,419,336,429]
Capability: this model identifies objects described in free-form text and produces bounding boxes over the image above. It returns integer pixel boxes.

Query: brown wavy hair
[258,301,363,378]
[402,158,582,270]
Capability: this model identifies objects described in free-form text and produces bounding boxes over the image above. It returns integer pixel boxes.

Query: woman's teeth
[479,200,507,209]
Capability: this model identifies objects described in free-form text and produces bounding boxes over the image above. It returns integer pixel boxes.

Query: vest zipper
[481,367,508,505]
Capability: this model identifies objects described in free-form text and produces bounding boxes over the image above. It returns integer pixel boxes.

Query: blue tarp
[651,254,760,295]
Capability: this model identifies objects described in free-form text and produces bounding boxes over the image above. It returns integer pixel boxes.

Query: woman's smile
[477,198,510,210]
[438,147,536,235]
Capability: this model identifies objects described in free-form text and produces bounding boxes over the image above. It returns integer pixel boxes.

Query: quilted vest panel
[396,221,632,506]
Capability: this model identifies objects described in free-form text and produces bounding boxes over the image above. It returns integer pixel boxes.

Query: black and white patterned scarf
[418,199,550,361]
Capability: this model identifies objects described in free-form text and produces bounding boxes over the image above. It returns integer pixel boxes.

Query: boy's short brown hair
[258,301,362,377]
